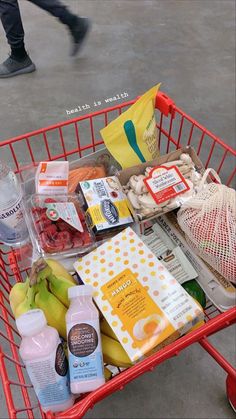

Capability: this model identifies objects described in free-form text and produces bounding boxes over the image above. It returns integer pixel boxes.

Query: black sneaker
[0,56,36,78]
[70,17,91,57]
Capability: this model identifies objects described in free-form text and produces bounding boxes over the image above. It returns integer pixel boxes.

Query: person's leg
[0,0,27,59]
[0,0,36,77]
[28,0,78,27]
[28,0,91,56]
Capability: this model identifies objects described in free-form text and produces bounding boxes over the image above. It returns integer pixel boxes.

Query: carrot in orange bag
[68,165,106,193]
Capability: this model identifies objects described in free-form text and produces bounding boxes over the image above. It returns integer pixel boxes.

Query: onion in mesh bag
[177,169,236,283]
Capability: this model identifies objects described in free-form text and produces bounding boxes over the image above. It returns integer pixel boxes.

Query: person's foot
[70,17,91,57]
[0,56,36,78]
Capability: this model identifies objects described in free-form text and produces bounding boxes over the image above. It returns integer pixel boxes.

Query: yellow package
[74,227,204,363]
[100,84,161,169]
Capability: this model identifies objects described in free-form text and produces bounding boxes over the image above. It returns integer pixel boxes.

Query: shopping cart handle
[155,92,175,117]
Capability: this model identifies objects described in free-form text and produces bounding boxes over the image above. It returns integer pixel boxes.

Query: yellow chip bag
[100,83,161,169]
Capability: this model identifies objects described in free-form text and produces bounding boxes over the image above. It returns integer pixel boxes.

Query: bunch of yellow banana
[9,258,76,340]
[10,258,133,370]
[101,319,133,369]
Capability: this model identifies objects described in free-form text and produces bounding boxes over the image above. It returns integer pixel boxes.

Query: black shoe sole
[0,63,36,79]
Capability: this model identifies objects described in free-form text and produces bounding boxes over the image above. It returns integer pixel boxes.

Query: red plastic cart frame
[0,92,235,419]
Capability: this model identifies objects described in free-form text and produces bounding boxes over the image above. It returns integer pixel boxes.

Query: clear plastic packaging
[21,150,119,197]
[25,194,95,258]
[68,160,107,193]
[0,161,29,247]
[68,153,119,193]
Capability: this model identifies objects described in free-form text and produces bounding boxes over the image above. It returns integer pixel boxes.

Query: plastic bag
[68,162,106,193]
[177,169,236,283]
[100,84,161,169]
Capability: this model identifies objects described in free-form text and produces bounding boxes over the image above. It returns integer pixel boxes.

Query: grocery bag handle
[179,168,222,210]
[199,168,222,188]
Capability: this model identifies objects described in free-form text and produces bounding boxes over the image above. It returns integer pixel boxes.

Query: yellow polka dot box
[74,227,204,363]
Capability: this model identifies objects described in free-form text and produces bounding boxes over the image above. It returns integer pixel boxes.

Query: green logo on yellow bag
[100,83,161,169]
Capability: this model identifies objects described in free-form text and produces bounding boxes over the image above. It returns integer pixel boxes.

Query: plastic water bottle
[0,162,29,247]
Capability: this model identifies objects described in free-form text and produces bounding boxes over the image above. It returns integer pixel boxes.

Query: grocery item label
[87,199,131,229]
[144,166,189,204]
[36,161,69,194]
[0,196,28,244]
[45,202,83,232]
[80,176,133,232]
[158,248,197,284]
[67,320,104,383]
[140,226,170,256]
[101,268,175,354]
[24,340,71,408]
[141,223,198,284]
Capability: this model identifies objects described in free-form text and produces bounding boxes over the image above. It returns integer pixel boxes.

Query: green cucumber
[182,279,206,308]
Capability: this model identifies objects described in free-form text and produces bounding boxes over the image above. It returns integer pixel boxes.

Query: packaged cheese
[74,228,204,363]
[79,176,133,235]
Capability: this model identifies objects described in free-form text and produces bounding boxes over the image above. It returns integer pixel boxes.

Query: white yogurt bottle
[66,285,105,394]
[16,309,74,413]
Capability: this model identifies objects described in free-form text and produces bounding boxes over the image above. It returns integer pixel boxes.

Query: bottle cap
[16,309,47,337]
[68,285,93,299]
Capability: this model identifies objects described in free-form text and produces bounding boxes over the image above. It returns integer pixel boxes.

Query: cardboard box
[117,146,205,223]
[74,227,204,363]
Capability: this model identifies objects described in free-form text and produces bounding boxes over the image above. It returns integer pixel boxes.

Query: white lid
[16,309,47,337]
[68,285,93,299]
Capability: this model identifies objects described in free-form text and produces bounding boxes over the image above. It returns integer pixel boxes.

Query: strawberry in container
[27,194,95,257]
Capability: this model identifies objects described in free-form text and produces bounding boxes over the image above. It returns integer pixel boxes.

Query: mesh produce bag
[177,169,236,283]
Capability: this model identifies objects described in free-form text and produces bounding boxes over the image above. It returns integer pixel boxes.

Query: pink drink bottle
[16,309,74,413]
[66,285,105,394]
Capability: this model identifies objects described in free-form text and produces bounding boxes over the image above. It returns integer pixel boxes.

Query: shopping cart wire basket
[0,92,236,418]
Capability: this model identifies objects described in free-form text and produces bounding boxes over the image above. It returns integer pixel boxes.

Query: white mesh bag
[177,169,236,283]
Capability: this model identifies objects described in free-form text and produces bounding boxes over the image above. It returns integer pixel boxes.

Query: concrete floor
[0,0,235,418]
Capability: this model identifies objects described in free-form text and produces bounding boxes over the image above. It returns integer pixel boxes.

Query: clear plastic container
[68,160,107,194]
[25,194,95,257]
[21,150,120,198]
[0,162,29,247]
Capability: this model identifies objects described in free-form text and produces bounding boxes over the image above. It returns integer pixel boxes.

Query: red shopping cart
[0,92,236,419]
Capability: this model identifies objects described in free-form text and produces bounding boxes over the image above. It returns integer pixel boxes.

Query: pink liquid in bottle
[66,285,105,394]
[16,309,74,413]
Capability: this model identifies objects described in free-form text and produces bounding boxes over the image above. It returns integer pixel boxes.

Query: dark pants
[0,0,77,49]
